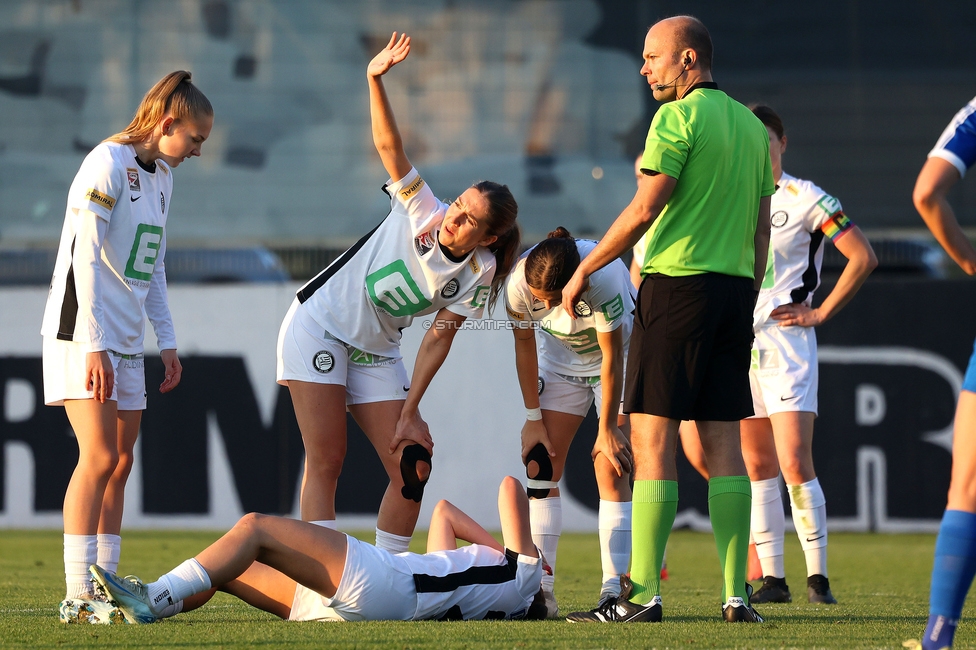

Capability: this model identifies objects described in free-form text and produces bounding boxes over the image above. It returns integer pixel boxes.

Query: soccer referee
[562,15,774,623]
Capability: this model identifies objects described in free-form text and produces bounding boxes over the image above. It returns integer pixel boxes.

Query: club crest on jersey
[441,278,460,299]
[574,300,592,318]
[160,192,166,214]
[415,230,435,257]
[312,350,334,373]
[771,211,789,228]
[538,377,545,395]
[126,169,141,192]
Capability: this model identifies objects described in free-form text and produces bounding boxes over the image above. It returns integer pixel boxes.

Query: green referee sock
[629,480,678,605]
[708,476,752,602]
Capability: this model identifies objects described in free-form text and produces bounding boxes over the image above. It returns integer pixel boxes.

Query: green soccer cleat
[89,565,157,624]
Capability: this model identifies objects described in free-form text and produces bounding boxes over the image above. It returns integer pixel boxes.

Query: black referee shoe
[750,576,792,604]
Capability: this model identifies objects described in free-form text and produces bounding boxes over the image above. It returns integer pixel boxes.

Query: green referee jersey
[639,86,775,279]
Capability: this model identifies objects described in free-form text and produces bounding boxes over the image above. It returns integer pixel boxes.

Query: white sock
[96,534,122,575]
[146,558,211,615]
[375,529,411,553]
[530,496,562,593]
[64,534,97,600]
[751,477,786,578]
[788,478,828,577]
[311,520,337,529]
[598,500,631,594]
[155,600,183,619]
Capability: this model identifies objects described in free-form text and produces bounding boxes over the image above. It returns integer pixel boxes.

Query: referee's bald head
[648,15,713,72]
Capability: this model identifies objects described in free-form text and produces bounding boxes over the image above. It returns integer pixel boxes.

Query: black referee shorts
[624,272,756,421]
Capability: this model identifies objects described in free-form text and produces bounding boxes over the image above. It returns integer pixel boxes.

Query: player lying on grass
[89,476,548,623]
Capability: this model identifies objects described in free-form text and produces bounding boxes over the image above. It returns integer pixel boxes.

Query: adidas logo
[152,589,171,605]
[725,597,745,608]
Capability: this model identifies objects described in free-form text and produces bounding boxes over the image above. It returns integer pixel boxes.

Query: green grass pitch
[0,528,966,648]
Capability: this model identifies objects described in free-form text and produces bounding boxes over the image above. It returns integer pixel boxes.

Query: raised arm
[367,32,413,183]
[913,157,976,275]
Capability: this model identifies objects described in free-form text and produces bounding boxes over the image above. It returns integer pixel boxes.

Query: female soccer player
[505,228,633,617]
[911,94,976,650]
[91,476,547,623]
[41,71,213,623]
[278,33,521,554]
[743,104,877,605]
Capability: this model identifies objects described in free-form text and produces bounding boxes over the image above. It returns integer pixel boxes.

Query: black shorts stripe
[56,236,79,341]
[413,549,518,593]
[789,231,824,304]
[296,218,385,304]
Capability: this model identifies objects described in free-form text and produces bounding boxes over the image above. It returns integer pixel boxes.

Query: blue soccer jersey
[929,96,976,177]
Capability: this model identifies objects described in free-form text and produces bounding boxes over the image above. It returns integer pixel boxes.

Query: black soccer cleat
[566,594,662,623]
[750,575,792,604]
[807,574,837,604]
[723,583,764,623]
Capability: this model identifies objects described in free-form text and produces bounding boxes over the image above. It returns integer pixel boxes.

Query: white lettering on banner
[855,384,886,426]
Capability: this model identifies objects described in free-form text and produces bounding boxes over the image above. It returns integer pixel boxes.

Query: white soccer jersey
[297,167,497,358]
[41,142,175,354]
[753,172,851,329]
[395,544,543,620]
[505,239,634,376]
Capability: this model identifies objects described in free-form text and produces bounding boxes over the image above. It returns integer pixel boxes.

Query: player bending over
[89,477,547,623]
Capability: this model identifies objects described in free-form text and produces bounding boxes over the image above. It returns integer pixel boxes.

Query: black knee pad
[524,443,556,498]
[399,444,432,503]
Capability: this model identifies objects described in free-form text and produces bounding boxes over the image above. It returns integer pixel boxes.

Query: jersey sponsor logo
[415,230,435,257]
[126,168,141,192]
[399,176,426,201]
[366,260,433,317]
[506,306,525,320]
[785,182,799,196]
[574,300,592,318]
[349,348,394,366]
[538,376,545,395]
[160,192,166,214]
[542,325,600,355]
[124,223,164,281]
[468,257,480,275]
[312,350,334,373]
[470,285,490,309]
[770,210,789,228]
[601,294,624,322]
[84,188,116,210]
[441,278,460,299]
[817,194,842,217]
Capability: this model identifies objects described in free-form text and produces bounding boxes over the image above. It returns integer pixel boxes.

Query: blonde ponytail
[105,71,213,144]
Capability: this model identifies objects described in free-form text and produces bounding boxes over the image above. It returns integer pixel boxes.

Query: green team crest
[124,224,164,281]
[366,260,432,317]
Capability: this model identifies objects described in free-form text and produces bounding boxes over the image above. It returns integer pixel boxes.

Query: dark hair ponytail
[525,227,580,292]
[474,180,521,313]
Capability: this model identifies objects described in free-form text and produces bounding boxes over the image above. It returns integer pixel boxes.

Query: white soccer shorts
[748,323,818,418]
[288,535,417,622]
[277,299,409,405]
[42,337,147,410]
[537,366,624,418]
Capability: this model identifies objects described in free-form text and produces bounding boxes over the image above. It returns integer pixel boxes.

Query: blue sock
[925,509,976,649]
[923,614,958,650]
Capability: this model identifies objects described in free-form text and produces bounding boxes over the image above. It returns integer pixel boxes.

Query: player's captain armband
[83,188,117,211]
[821,211,853,242]
[507,305,526,321]
[399,176,426,201]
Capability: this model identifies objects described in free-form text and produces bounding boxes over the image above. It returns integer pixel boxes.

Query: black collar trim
[439,240,468,263]
[134,156,156,174]
[684,81,719,95]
